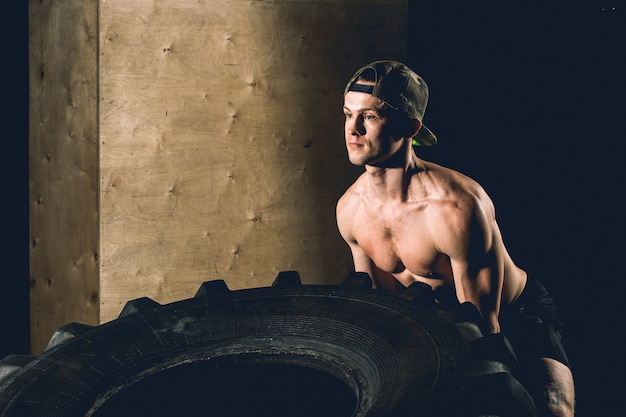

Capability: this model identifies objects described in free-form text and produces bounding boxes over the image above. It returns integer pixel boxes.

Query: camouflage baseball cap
[344,60,437,146]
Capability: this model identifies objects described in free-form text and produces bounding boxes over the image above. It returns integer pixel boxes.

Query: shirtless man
[336,60,575,417]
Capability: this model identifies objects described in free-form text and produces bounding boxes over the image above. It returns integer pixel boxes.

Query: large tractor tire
[0,271,536,417]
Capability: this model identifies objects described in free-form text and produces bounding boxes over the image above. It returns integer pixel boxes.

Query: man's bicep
[445,219,502,332]
[350,242,375,276]
[336,210,375,279]
[432,202,498,302]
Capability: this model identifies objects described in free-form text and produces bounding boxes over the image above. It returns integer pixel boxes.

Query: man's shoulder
[419,158,474,180]
[337,175,364,212]
[416,160,484,195]
[414,160,493,220]
[338,173,367,199]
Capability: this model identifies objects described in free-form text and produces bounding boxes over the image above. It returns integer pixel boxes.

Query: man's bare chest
[353,207,444,277]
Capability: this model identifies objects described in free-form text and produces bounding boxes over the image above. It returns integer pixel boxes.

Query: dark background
[2,2,30,358]
[3,1,624,415]
[407,1,625,416]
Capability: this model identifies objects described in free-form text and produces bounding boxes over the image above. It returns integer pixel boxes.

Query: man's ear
[404,118,422,139]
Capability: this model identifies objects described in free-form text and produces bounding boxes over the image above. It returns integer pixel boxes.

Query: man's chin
[348,156,367,166]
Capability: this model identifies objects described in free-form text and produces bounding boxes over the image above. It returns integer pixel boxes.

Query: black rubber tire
[0,271,534,417]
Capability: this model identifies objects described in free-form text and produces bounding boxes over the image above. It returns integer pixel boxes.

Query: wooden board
[29,0,407,353]
[29,0,100,354]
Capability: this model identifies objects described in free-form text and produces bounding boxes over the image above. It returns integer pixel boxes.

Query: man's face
[343,88,403,167]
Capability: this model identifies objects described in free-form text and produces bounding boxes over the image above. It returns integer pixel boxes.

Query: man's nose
[346,116,364,135]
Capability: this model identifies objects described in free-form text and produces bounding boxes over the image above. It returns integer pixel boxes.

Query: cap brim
[412,124,437,147]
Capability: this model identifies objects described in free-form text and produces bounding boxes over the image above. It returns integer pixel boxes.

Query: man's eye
[344,113,353,119]
[364,114,377,121]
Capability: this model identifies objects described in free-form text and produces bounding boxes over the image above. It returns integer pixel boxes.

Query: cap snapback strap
[347,83,374,94]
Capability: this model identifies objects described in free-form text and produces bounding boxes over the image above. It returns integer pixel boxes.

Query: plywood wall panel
[98,0,407,322]
[30,0,407,351]
[29,0,100,353]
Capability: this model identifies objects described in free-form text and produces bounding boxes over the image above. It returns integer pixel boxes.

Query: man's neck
[364,146,420,202]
